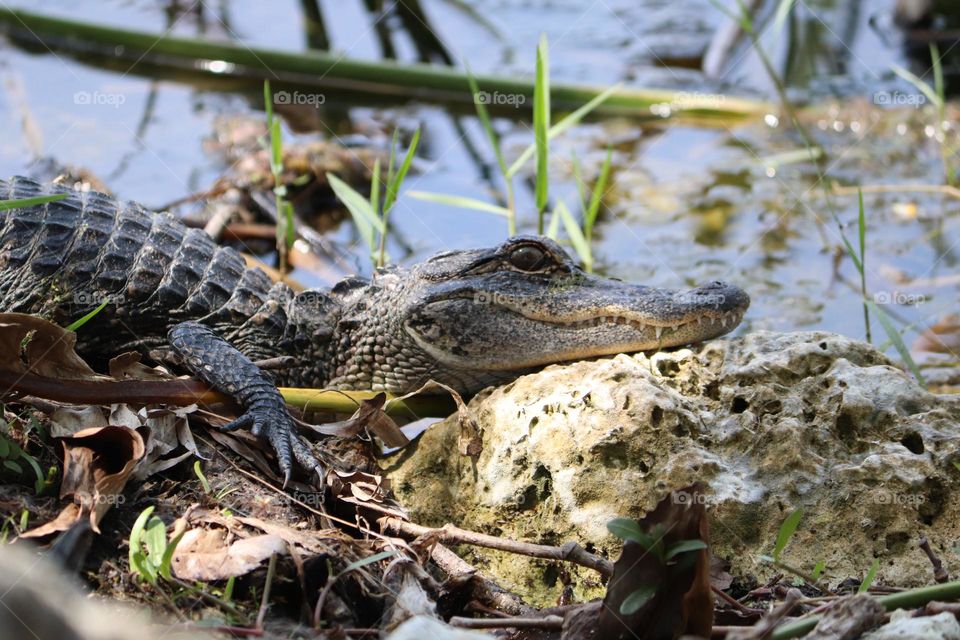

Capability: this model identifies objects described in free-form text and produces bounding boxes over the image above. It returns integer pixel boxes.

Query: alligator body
[0,176,750,479]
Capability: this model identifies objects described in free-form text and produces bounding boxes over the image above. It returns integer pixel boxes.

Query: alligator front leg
[168,321,322,485]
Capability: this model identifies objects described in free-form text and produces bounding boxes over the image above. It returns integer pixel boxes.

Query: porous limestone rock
[382,331,960,606]
[861,610,960,640]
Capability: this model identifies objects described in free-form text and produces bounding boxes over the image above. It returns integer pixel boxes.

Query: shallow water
[0,0,956,369]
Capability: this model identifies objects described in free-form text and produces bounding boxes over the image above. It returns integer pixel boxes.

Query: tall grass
[711,1,928,384]
[263,80,296,274]
[408,37,619,270]
[329,128,421,269]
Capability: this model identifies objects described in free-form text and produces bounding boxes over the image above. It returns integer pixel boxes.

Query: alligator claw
[219,414,254,432]
[232,401,324,487]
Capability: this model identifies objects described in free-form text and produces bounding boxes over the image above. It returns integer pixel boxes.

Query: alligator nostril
[712,281,724,287]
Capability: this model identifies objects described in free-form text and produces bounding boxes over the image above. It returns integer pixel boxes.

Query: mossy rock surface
[383,331,960,606]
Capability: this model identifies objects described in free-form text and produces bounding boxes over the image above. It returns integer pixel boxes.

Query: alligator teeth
[721,317,729,328]
[671,324,680,332]
[655,326,663,340]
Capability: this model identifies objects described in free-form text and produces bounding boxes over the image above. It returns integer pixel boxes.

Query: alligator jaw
[402,237,751,374]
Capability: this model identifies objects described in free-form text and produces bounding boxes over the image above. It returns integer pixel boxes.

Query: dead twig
[831,182,960,200]
[380,517,613,577]
[713,585,767,617]
[919,535,949,583]
[429,544,533,616]
[449,614,564,630]
[256,552,278,630]
[725,589,802,640]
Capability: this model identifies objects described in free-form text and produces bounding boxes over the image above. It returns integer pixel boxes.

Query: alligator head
[327,236,749,394]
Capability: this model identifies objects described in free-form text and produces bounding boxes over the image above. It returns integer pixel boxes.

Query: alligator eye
[508,245,548,272]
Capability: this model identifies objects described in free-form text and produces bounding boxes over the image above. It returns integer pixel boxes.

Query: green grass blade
[857,188,871,342]
[386,130,399,190]
[836,218,863,274]
[342,549,398,574]
[159,529,185,581]
[772,0,797,33]
[931,43,944,106]
[408,191,512,217]
[328,173,382,255]
[534,35,550,233]
[858,558,880,593]
[263,80,274,129]
[129,506,155,583]
[546,205,561,240]
[369,157,381,216]
[558,201,592,272]
[194,460,211,494]
[65,300,109,332]
[467,69,509,177]
[866,300,926,386]
[585,148,613,241]
[384,127,421,214]
[571,152,587,213]
[0,193,69,211]
[269,119,284,177]
[891,64,942,109]
[772,508,802,562]
[758,147,823,169]
[507,82,621,179]
[811,559,826,581]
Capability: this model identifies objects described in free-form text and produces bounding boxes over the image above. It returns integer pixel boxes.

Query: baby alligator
[0,176,750,481]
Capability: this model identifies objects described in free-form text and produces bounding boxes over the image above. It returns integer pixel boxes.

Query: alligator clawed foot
[219,405,323,487]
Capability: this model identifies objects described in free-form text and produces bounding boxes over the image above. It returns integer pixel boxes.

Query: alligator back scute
[0,176,277,341]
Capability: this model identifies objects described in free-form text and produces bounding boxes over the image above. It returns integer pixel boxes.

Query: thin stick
[380,518,613,577]
[0,368,453,416]
[713,585,766,616]
[449,615,564,630]
[832,183,960,200]
[919,535,949,583]
[429,544,533,616]
[255,552,278,629]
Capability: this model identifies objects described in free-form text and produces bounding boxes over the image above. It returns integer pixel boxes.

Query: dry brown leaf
[593,483,713,640]
[390,380,478,456]
[306,393,408,448]
[134,406,200,479]
[48,405,108,437]
[22,425,145,539]
[0,313,109,381]
[172,528,287,581]
[914,314,960,354]
[108,351,176,381]
[235,515,348,555]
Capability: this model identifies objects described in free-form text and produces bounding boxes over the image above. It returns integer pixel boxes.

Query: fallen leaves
[590,484,713,640]
[21,425,144,538]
